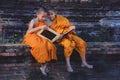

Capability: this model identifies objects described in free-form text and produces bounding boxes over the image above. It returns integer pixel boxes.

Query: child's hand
[55,34,63,41]
[69,26,75,31]
[58,34,63,40]
[43,26,48,30]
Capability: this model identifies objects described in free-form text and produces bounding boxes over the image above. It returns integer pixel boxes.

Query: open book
[37,28,73,43]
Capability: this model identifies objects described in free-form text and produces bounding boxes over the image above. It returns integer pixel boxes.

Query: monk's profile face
[48,10,56,21]
[37,11,47,21]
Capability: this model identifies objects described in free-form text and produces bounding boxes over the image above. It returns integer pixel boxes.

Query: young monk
[22,7,57,76]
[47,7,93,72]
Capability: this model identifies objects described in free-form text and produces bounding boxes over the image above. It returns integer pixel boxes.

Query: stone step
[0,42,120,56]
[0,60,119,80]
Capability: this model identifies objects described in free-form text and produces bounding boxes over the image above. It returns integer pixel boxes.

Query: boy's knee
[64,47,73,57]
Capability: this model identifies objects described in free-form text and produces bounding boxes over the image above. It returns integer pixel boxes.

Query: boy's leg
[73,35,93,69]
[59,38,75,72]
[80,56,93,68]
[65,57,73,72]
[40,63,47,76]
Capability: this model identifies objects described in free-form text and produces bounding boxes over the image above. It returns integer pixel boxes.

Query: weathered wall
[1,0,120,43]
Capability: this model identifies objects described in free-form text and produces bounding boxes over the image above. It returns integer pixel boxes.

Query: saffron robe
[50,15,86,57]
[23,21,57,63]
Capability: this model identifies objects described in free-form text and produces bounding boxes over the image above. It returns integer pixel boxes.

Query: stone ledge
[0,42,120,57]
[0,44,30,56]
[1,42,120,47]
[87,42,120,54]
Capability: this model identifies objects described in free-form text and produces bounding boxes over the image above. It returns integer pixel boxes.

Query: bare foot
[81,63,93,69]
[67,66,74,72]
[45,68,49,73]
[40,67,47,76]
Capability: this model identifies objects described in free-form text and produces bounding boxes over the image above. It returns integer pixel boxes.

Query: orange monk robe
[23,21,57,63]
[50,15,87,57]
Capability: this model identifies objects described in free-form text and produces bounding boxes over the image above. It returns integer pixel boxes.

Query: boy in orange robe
[22,8,57,76]
[47,8,93,72]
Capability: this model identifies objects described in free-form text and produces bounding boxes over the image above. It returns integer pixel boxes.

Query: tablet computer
[37,28,60,42]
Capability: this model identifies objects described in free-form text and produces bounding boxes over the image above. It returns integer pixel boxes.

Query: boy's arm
[69,26,75,31]
[58,26,75,39]
[27,19,47,33]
